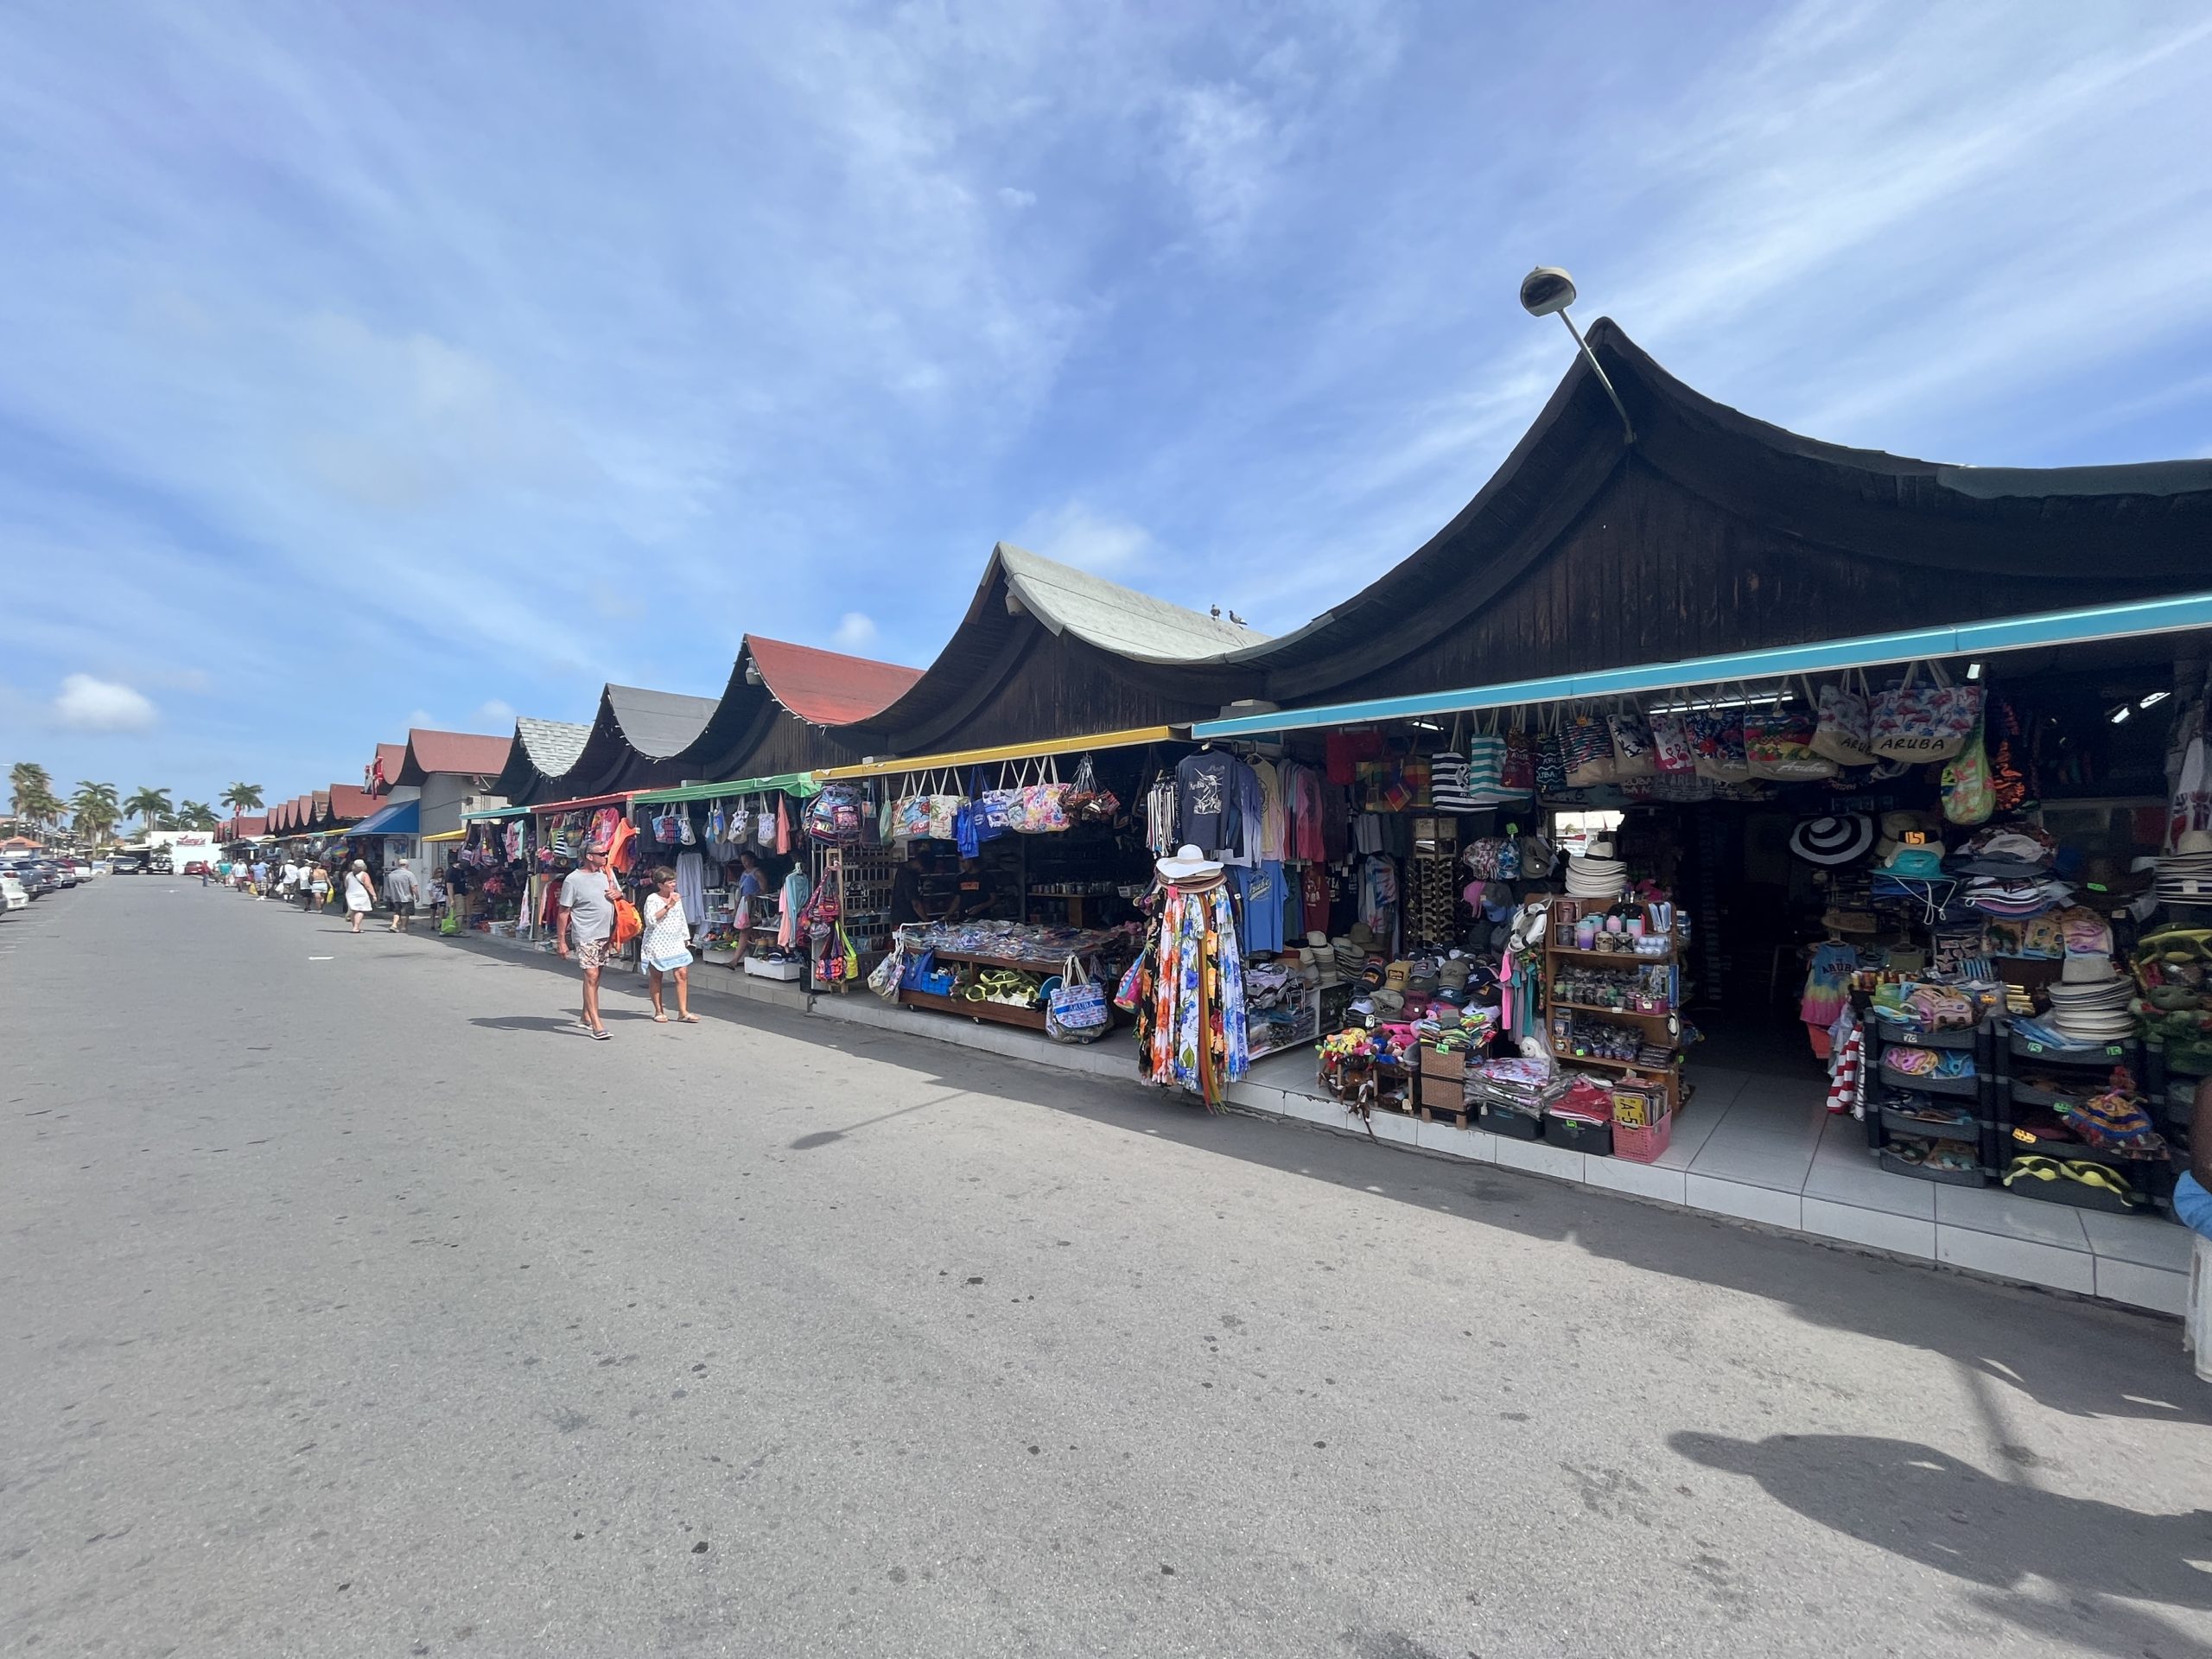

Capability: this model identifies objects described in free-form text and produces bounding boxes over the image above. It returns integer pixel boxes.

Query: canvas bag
[1941,720,1995,825]
[1563,709,1618,787]
[1046,953,1110,1043]
[1812,670,1876,767]
[1605,706,1657,780]
[1499,728,1537,793]
[1689,697,1751,783]
[1008,757,1071,834]
[1745,686,1837,780]
[1871,663,1981,762]
[1646,706,1696,774]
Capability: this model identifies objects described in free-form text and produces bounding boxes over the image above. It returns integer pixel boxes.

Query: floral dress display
[1120,871,1249,1109]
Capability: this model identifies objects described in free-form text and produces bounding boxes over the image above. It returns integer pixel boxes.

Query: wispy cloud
[832,613,879,650]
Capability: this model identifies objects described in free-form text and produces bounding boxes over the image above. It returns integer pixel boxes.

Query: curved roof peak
[601,683,719,758]
[992,543,1268,664]
[742,635,923,727]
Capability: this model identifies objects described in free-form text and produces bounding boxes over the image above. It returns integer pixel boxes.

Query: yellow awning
[814,725,1178,781]
[423,829,467,843]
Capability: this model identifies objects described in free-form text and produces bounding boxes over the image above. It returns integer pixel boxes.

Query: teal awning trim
[461,804,534,822]
[1191,591,2212,740]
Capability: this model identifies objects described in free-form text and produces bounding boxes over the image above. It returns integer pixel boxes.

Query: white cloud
[1014,501,1154,575]
[833,612,879,648]
[473,698,517,728]
[405,708,437,732]
[52,673,156,733]
[996,186,1036,209]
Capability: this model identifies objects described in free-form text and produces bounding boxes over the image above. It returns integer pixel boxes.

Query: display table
[894,922,1136,1032]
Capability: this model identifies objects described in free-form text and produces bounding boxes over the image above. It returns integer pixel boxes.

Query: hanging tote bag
[1941,720,1996,825]
[1812,670,1876,767]
[1647,703,1696,774]
[1871,663,1981,761]
[1689,696,1751,783]
[1014,757,1072,834]
[1046,953,1110,1043]
[1605,704,1657,780]
[1745,688,1837,781]
[1499,726,1537,793]
[1563,707,1618,787]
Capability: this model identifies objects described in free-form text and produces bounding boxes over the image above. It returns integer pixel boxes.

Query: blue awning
[347,798,420,836]
[1191,590,2212,740]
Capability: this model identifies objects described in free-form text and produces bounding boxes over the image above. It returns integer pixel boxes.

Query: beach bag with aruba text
[1871,664,1982,762]
[1046,954,1110,1043]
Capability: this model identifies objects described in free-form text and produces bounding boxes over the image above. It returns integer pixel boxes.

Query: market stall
[626,773,818,983]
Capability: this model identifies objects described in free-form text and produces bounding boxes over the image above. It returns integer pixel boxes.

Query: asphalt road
[5,879,2211,1658]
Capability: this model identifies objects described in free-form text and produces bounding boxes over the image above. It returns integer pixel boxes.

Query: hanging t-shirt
[1176,752,1238,856]
[1235,861,1286,954]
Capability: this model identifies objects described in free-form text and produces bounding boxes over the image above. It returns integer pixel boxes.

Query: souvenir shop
[1176,599,2212,1224]
[847,741,1167,1033]
[624,775,819,983]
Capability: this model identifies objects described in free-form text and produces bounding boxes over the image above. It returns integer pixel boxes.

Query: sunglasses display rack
[1993,1030,2172,1215]
[1861,1014,1997,1185]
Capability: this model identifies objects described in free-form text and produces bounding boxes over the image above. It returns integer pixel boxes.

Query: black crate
[1478,1104,1544,1141]
[1545,1116,1613,1157]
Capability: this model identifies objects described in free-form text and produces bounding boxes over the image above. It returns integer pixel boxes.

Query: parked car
[2,860,51,898]
[109,851,150,875]
[0,873,26,912]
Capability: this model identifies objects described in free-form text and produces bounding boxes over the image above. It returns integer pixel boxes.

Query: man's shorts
[391,900,416,917]
[574,932,613,970]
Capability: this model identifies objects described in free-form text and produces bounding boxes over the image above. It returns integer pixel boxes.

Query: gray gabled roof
[995,543,1268,664]
[603,685,718,758]
[515,717,590,775]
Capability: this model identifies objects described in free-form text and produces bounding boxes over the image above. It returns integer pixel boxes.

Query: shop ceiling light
[1966,661,1981,680]
[2139,690,2170,709]
[1518,266,1637,445]
[2111,705,2133,724]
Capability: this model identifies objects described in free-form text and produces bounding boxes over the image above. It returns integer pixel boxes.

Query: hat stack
[1789,814,1876,868]
[2044,958,2133,1042]
[1565,841,1625,903]
[2156,830,2212,905]
[1951,824,2071,917]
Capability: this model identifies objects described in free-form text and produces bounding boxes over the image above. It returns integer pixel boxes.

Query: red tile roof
[746,635,923,726]
[372,742,407,787]
[325,785,373,823]
[397,727,513,785]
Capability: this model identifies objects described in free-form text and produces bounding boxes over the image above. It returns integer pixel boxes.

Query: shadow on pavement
[1673,1431,2212,1642]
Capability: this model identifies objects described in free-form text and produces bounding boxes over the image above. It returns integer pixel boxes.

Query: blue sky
[4,2,2209,814]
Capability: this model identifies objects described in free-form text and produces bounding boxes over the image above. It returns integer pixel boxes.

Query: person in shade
[640,865,698,1025]
[556,841,619,1040]
[733,849,768,957]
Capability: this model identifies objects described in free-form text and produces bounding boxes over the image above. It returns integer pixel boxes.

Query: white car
[0,874,27,912]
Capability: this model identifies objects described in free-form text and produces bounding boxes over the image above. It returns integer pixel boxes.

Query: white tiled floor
[1224,1042,2193,1316]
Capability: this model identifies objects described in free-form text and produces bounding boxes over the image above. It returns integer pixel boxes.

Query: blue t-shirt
[2175,1170,2212,1242]
[1235,861,1286,954]
[737,870,764,899]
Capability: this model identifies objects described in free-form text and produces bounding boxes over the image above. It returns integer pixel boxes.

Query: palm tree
[177,800,219,831]
[10,761,61,840]
[220,781,264,816]
[69,781,120,845]
[123,786,173,835]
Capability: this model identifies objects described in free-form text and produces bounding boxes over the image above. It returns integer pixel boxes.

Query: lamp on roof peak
[1518,265,1637,447]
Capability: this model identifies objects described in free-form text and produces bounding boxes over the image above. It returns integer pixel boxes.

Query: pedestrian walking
[308,863,329,912]
[556,840,620,1040]
[640,866,697,1024]
[342,859,376,934]
[199,861,210,888]
[383,858,421,933]
[251,857,269,899]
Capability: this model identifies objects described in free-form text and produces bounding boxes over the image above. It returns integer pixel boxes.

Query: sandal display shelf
[1861,1012,1996,1186]
[1993,1030,2171,1216]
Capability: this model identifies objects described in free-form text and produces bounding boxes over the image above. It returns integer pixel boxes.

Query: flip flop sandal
[2004,1154,2063,1185]
[652,1013,669,1023]
[2060,1161,2145,1205]
[588,1028,611,1041]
